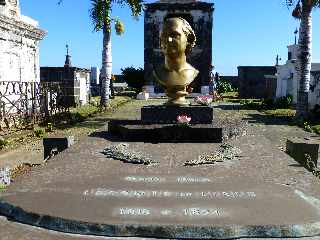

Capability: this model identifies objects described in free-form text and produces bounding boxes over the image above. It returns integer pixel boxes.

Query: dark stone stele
[141,105,213,124]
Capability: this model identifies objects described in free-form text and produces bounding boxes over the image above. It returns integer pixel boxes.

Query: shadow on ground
[242,113,294,126]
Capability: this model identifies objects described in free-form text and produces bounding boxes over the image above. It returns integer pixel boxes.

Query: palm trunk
[100,12,112,107]
[296,1,312,118]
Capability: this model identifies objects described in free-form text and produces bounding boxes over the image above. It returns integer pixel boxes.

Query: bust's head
[160,17,196,58]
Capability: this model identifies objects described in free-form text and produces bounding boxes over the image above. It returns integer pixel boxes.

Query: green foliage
[261,98,274,109]
[263,109,295,118]
[89,0,143,32]
[304,121,313,132]
[261,95,293,110]
[304,153,320,179]
[239,99,262,109]
[312,125,320,134]
[275,95,293,109]
[0,184,6,191]
[0,138,9,149]
[121,67,145,93]
[292,116,314,133]
[34,128,45,138]
[90,0,110,32]
[239,95,293,112]
[216,80,236,94]
[46,123,53,132]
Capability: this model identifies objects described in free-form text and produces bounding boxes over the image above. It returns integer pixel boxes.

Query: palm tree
[90,0,143,107]
[59,0,143,107]
[287,0,320,118]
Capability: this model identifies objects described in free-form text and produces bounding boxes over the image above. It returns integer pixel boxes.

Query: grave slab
[1,133,320,239]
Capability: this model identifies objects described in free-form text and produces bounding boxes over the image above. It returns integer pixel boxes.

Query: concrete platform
[1,128,320,239]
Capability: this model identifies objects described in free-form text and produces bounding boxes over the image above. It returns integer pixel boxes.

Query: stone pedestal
[141,105,213,124]
[286,137,319,168]
[43,136,74,160]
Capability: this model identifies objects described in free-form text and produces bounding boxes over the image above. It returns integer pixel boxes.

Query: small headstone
[143,85,154,95]
[136,92,149,100]
[286,137,319,168]
[43,136,74,161]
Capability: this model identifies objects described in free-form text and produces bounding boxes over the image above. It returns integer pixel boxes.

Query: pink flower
[177,115,191,124]
[194,95,213,105]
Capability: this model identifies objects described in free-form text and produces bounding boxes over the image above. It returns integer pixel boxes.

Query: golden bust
[153,17,199,106]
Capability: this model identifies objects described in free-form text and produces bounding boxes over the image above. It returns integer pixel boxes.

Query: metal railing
[0,81,69,131]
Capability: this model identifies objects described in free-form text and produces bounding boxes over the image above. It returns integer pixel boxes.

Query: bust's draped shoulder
[153,64,198,87]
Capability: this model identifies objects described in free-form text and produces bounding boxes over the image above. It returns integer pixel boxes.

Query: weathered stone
[43,136,74,161]
[108,118,245,143]
[286,137,320,168]
[2,129,320,239]
[1,173,320,239]
[141,105,213,124]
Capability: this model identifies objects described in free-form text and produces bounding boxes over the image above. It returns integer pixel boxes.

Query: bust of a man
[153,17,199,106]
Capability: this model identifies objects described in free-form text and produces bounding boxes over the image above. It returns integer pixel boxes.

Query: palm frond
[112,0,144,17]
[90,0,111,32]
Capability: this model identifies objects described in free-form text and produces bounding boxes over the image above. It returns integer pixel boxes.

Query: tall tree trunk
[100,13,112,107]
[296,1,312,118]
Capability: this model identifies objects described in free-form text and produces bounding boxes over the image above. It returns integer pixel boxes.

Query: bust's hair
[161,17,197,55]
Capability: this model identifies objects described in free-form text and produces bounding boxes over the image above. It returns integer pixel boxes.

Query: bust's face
[161,18,188,58]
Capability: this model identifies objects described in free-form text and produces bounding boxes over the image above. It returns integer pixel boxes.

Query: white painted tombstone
[137,92,149,100]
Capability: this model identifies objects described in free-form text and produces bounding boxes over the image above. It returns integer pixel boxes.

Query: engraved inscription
[119,208,151,216]
[84,188,256,200]
[177,176,211,183]
[125,176,165,183]
[116,207,222,218]
[124,175,212,184]
[183,208,220,217]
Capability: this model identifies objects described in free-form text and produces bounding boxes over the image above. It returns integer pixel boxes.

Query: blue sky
[20,0,320,76]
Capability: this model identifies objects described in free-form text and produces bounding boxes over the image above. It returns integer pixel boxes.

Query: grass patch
[41,96,131,130]
[312,125,320,134]
[221,92,238,99]
[262,109,296,119]
[34,128,46,138]
[0,96,133,151]
[0,184,6,191]
[0,138,9,150]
